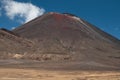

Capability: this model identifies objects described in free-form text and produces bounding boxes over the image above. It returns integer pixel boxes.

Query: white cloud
[1,0,45,23]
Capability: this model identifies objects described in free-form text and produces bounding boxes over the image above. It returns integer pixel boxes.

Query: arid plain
[0,68,120,80]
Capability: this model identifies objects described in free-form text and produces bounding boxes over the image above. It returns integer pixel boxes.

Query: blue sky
[0,0,120,39]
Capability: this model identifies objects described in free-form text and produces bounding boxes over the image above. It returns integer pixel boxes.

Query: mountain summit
[0,12,120,70]
[13,12,120,43]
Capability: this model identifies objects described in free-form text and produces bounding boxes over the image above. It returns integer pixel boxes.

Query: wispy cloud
[115,27,120,31]
[1,0,45,23]
[11,27,16,30]
[0,8,1,16]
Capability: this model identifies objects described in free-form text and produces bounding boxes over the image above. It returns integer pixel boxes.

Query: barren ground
[0,68,120,80]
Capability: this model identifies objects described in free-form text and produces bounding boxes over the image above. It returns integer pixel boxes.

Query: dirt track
[0,68,120,80]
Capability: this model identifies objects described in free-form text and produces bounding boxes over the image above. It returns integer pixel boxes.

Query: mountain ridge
[0,12,120,70]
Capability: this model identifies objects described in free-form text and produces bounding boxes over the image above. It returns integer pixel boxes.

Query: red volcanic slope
[13,12,120,43]
[13,12,120,56]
